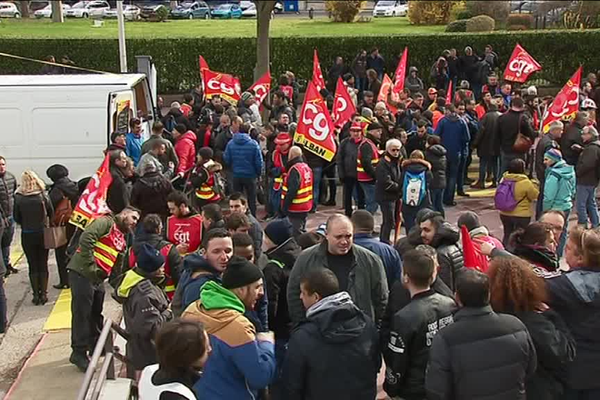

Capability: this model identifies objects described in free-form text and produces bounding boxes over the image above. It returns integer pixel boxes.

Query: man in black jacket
[283,268,380,400]
[383,249,456,400]
[405,120,428,157]
[562,111,589,166]
[496,97,536,176]
[575,125,600,227]
[107,149,130,214]
[338,122,365,217]
[0,156,18,276]
[376,139,403,244]
[426,269,537,400]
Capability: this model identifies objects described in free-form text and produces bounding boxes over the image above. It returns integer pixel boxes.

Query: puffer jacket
[426,306,537,400]
[431,222,464,291]
[535,134,560,184]
[499,173,539,218]
[375,154,402,203]
[561,121,585,166]
[114,269,172,370]
[223,133,263,179]
[543,160,576,212]
[384,290,456,400]
[425,144,447,190]
[174,131,197,175]
[13,192,53,233]
[0,170,17,218]
[434,113,470,160]
[337,136,361,180]
[130,171,174,219]
[576,140,600,186]
[283,292,380,400]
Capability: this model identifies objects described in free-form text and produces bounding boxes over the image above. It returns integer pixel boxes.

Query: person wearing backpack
[497,158,539,248]
[46,165,79,290]
[400,150,433,234]
[543,148,576,257]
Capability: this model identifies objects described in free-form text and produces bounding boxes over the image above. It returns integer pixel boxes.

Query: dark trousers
[0,277,6,333]
[21,231,49,294]
[343,178,365,217]
[69,270,105,355]
[403,206,419,235]
[379,200,398,244]
[479,156,499,186]
[1,217,14,268]
[287,214,307,237]
[444,157,461,204]
[233,177,258,217]
[54,224,76,286]
[431,188,445,217]
[500,214,531,248]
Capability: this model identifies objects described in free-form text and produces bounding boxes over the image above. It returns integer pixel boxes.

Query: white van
[0,74,155,180]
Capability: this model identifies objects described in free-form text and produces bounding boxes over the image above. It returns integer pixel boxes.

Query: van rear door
[108,90,135,143]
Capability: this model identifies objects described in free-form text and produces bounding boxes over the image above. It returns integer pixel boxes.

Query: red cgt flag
[294,80,337,162]
[542,66,582,133]
[203,69,242,105]
[199,55,210,74]
[503,43,542,84]
[392,47,408,94]
[249,71,271,106]
[332,77,357,128]
[69,155,113,230]
[378,74,398,114]
[312,49,326,93]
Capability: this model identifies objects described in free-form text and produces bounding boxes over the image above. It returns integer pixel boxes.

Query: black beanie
[46,164,69,182]
[136,243,165,273]
[222,256,263,290]
[264,218,293,246]
[457,211,481,232]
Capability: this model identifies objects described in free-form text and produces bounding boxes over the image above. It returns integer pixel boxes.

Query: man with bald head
[280,146,313,236]
[287,213,388,326]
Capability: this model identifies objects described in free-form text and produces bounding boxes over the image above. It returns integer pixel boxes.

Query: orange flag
[69,155,113,230]
[542,67,582,133]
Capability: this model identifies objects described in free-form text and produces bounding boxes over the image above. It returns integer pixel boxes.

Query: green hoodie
[201,281,245,314]
[544,160,576,212]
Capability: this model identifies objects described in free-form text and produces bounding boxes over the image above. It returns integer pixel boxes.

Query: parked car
[274,1,283,13]
[0,2,21,18]
[211,3,242,19]
[170,1,211,19]
[34,3,71,18]
[139,4,168,21]
[241,2,256,18]
[373,0,408,17]
[103,5,141,20]
[65,1,110,18]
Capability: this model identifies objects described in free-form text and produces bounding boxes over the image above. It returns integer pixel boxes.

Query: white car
[241,2,257,18]
[34,4,71,19]
[0,2,21,18]
[373,0,408,17]
[103,5,141,20]
[65,1,110,18]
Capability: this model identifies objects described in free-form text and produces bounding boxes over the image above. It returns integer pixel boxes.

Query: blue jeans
[557,208,571,258]
[444,156,461,204]
[312,167,323,211]
[359,182,378,214]
[1,217,14,268]
[270,188,282,216]
[576,185,600,228]
[457,153,468,193]
[500,151,525,177]
[431,188,445,217]
[478,156,499,186]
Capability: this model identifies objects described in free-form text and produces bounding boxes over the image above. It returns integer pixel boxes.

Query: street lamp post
[117,0,127,73]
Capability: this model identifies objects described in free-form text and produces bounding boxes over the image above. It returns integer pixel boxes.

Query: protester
[188,147,222,212]
[367,48,385,79]
[535,121,563,218]
[269,133,292,217]
[561,111,589,166]
[131,163,174,221]
[424,135,447,216]
[375,138,403,244]
[280,146,313,236]
[14,171,54,306]
[287,214,388,325]
[496,97,536,175]
[136,141,174,179]
[457,211,503,273]
[405,66,425,94]
[107,149,131,214]
[0,156,18,277]
[473,103,501,189]
[338,123,366,217]
[106,131,127,154]
[351,49,368,93]
[229,192,264,261]
[141,121,178,169]
[575,125,600,228]
[200,204,225,248]
[166,191,203,255]
[509,222,560,279]
[426,269,537,400]
[401,150,433,233]
[172,124,197,179]
[126,118,144,166]
[405,120,428,157]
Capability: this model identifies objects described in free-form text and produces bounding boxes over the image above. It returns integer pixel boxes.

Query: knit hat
[265,218,294,246]
[457,211,481,232]
[368,121,383,131]
[137,243,165,273]
[274,133,292,145]
[241,91,254,102]
[544,148,563,164]
[222,256,263,289]
[46,164,69,182]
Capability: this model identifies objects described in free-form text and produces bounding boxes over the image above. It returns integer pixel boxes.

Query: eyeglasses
[389,148,401,152]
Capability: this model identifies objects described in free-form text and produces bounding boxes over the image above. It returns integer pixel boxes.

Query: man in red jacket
[173,123,197,180]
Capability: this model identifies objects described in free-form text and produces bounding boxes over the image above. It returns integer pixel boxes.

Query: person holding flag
[269,133,292,218]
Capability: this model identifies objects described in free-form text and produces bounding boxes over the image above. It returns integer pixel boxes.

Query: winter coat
[535,134,560,183]
[136,152,173,179]
[0,171,17,218]
[107,167,130,214]
[400,158,433,210]
[425,145,447,190]
[405,132,427,157]
[367,54,385,76]
[543,160,576,212]
[213,127,233,163]
[496,110,536,154]
[263,238,301,340]
[13,192,53,233]
[368,79,382,98]
[426,306,538,400]
[404,76,424,94]
[383,290,457,400]
[459,54,479,81]
[114,269,172,370]
[131,172,174,219]
[223,133,263,179]
[576,140,600,186]
[354,233,402,289]
[127,231,183,286]
[288,242,389,326]
[475,109,502,158]
[246,211,264,261]
[513,244,561,279]
[182,281,276,400]
[174,131,197,175]
[561,122,585,166]
[337,137,361,180]
[283,292,380,400]
[163,108,192,132]
[499,173,539,218]
[375,155,402,202]
[141,135,179,170]
[48,177,79,213]
[547,269,600,390]
[431,222,464,291]
[434,114,470,160]
[126,132,144,166]
[351,54,367,78]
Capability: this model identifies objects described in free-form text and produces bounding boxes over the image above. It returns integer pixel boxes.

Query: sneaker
[70,352,90,373]
[457,192,471,198]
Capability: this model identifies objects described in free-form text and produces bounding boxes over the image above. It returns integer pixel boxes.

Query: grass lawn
[0,16,445,38]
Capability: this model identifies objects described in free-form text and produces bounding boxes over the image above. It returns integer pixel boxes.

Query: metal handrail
[76,318,131,400]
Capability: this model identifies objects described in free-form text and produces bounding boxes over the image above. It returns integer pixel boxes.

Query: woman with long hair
[488,256,575,400]
[510,222,560,279]
[14,170,54,305]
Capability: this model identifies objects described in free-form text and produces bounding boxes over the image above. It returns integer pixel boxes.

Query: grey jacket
[141,135,179,169]
[287,242,389,326]
[0,171,17,219]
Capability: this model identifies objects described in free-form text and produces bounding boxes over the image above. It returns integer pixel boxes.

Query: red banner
[69,155,113,230]
[312,49,326,93]
[503,43,542,84]
[199,55,209,74]
[332,77,357,128]
[446,80,453,105]
[203,69,241,104]
[249,71,271,106]
[542,67,582,133]
[392,47,408,94]
[294,80,337,162]
[378,74,398,114]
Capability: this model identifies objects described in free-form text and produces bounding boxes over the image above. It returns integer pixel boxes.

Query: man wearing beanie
[183,256,276,399]
[280,146,313,236]
[268,132,292,218]
[115,243,173,376]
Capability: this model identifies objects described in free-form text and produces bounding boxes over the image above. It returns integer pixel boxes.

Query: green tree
[325,1,366,23]
[408,1,461,25]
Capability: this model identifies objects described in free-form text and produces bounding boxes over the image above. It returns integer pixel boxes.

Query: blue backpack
[494,179,518,212]
[403,170,427,207]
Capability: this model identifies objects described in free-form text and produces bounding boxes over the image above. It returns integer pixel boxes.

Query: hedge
[1,30,599,93]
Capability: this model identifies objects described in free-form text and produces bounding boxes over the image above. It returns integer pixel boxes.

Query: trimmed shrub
[507,13,534,29]
[456,10,473,20]
[466,15,496,32]
[446,20,468,32]
[325,1,366,23]
[408,0,460,25]
[507,24,529,31]
[466,0,510,23]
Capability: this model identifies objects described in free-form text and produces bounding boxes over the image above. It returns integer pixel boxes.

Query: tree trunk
[255,1,276,81]
[19,1,30,18]
[51,0,64,23]
[170,1,178,10]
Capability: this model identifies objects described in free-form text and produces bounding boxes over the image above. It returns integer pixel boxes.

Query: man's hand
[256,331,275,344]
[176,243,189,255]
[480,241,495,256]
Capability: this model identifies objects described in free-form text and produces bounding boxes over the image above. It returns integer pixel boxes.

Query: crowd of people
[0,44,599,399]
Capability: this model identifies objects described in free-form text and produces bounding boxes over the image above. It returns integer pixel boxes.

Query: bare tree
[255,1,277,81]
[19,1,30,18]
[52,0,64,23]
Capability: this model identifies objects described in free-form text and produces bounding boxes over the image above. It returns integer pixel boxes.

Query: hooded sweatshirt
[543,160,576,212]
[182,281,276,400]
[224,133,264,179]
[500,173,539,218]
[175,131,198,175]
